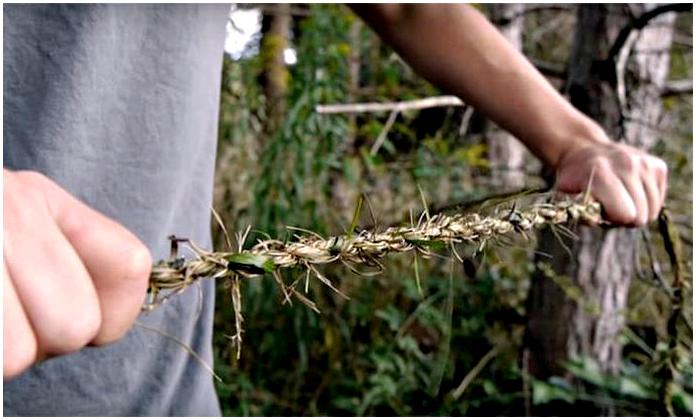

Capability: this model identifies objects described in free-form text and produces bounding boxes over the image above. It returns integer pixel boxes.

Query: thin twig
[316,95,465,114]
[458,105,475,136]
[451,346,500,399]
[616,29,640,118]
[135,321,222,383]
[607,3,692,63]
[662,79,693,97]
[370,109,399,155]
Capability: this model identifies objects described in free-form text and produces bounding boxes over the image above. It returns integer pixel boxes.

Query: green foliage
[532,357,693,416]
[225,253,276,275]
[211,4,693,416]
[252,4,352,237]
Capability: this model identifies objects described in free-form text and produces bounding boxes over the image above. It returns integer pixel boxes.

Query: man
[3,4,667,416]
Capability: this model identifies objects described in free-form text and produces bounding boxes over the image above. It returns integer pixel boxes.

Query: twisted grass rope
[144,196,688,372]
[147,199,603,307]
[145,198,604,358]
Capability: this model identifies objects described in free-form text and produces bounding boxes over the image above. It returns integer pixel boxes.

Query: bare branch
[608,3,693,63]
[458,106,475,137]
[451,346,500,399]
[370,109,399,155]
[316,95,465,114]
[616,29,640,116]
[662,79,693,97]
[671,33,693,47]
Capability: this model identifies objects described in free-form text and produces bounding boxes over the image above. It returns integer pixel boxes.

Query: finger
[653,156,668,206]
[618,167,649,226]
[590,162,637,225]
[37,174,152,345]
[3,264,38,380]
[640,168,662,222]
[4,185,102,355]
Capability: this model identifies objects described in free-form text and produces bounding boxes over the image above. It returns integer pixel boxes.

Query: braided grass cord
[145,198,603,358]
[147,199,602,306]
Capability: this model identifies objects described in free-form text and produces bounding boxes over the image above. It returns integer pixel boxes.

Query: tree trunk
[486,4,530,190]
[525,4,676,379]
[260,3,291,134]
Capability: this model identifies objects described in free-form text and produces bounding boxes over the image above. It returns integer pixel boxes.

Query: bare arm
[351,4,667,226]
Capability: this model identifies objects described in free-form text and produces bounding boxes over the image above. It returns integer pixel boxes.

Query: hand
[553,141,668,226]
[3,170,151,380]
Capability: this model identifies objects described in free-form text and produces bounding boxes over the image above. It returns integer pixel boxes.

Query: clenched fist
[3,170,151,380]
[554,140,668,226]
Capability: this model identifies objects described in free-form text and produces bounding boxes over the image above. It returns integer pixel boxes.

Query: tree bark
[260,3,291,134]
[485,4,530,190]
[525,4,676,379]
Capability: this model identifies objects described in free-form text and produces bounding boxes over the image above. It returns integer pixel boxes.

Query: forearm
[350,4,610,169]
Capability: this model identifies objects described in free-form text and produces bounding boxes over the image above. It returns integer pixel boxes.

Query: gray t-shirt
[3,4,228,415]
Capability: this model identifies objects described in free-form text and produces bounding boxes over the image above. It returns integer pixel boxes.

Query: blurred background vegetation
[210,4,692,416]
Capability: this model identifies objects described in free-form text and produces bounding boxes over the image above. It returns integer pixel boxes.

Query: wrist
[549,115,611,171]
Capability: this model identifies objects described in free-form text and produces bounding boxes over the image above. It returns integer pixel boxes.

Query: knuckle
[592,156,612,177]
[616,152,639,172]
